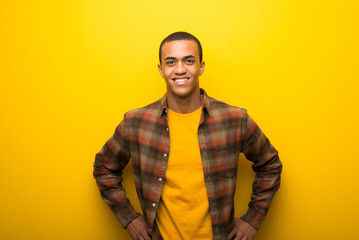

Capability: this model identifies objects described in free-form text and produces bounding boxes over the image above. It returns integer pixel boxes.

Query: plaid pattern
[94,89,282,240]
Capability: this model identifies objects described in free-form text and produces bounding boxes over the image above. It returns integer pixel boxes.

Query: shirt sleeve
[240,113,282,230]
[93,117,140,228]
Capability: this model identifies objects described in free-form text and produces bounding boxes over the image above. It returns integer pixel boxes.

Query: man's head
[158,32,205,101]
[159,31,203,64]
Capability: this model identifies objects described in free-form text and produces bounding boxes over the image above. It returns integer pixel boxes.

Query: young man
[94,32,282,240]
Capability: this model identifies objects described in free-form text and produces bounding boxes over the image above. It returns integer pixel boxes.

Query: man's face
[158,40,205,100]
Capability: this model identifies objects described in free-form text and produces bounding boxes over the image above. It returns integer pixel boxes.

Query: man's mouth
[172,77,189,82]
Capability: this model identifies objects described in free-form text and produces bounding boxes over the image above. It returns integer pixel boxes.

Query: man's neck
[166,91,202,114]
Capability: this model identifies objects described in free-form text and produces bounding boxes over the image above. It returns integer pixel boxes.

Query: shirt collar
[160,88,211,117]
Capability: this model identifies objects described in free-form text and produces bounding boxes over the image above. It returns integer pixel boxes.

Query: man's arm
[240,114,282,231]
[93,118,141,228]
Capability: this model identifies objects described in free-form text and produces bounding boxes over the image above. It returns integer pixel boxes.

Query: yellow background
[1,0,358,239]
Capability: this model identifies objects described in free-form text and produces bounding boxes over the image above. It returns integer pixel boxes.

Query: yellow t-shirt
[156,107,213,239]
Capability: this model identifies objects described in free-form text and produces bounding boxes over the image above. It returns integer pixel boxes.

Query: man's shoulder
[208,96,248,118]
[124,99,162,120]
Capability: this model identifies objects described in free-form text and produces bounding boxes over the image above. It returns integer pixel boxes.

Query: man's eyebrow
[183,55,195,59]
[164,57,176,61]
[164,55,196,61]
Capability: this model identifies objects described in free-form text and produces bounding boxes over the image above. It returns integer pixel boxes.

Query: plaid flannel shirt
[94,89,282,239]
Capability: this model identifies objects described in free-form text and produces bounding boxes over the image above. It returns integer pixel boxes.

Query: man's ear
[158,63,164,78]
[199,61,205,76]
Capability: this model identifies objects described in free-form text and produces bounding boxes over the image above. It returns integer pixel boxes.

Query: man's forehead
[161,40,199,58]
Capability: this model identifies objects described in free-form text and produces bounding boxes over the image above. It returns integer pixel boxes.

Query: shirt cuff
[123,212,142,229]
[240,208,265,231]
[115,203,141,228]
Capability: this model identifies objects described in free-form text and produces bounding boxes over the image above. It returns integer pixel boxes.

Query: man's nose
[174,62,186,74]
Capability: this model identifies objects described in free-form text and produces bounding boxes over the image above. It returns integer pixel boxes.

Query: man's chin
[169,89,200,100]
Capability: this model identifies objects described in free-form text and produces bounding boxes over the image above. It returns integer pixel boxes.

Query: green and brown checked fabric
[94,89,282,240]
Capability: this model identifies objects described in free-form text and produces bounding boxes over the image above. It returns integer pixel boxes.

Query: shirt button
[164,153,167,157]
[158,177,163,182]
[166,128,169,131]
[152,203,156,207]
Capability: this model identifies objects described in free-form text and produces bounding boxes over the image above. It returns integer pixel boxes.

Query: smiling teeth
[175,78,188,82]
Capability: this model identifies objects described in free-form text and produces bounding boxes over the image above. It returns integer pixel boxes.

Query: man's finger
[142,230,151,240]
[234,232,243,240]
[227,230,236,240]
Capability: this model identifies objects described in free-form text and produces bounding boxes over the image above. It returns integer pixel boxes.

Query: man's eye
[166,61,175,65]
[185,59,194,64]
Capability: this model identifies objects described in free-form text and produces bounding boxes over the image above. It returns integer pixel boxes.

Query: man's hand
[126,215,151,240]
[227,218,257,240]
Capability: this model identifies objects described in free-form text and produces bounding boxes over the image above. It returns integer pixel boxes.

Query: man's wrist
[240,208,265,231]
[121,211,142,229]
[125,213,142,228]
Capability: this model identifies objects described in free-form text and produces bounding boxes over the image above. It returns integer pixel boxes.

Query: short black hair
[159,31,203,64]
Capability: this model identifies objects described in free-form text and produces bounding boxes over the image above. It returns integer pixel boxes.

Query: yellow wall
[1,0,358,239]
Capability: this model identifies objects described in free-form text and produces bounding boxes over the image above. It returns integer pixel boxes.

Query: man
[94,32,282,240]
